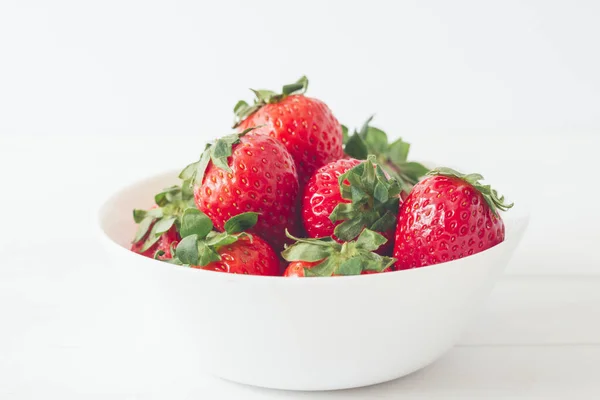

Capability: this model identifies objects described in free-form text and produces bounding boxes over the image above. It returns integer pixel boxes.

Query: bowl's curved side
[97,169,530,391]
[97,169,181,251]
[143,234,523,391]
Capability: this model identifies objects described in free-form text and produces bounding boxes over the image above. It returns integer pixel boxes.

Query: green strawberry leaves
[138,217,175,252]
[336,257,363,276]
[427,167,514,216]
[175,235,201,265]
[210,133,241,172]
[341,125,350,145]
[281,229,396,277]
[233,76,309,128]
[281,76,309,96]
[329,156,401,242]
[180,208,213,238]
[179,146,211,196]
[354,228,388,252]
[131,184,195,251]
[343,116,430,192]
[344,131,369,160]
[179,127,256,191]
[133,207,162,242]
[154,185,182,207]
[223,212,259,234]
[280,235,337,262]
[172,210,259,267]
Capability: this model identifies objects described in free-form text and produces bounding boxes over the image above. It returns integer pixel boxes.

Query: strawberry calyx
[329,155,402,242]
[178,127,257,191]
[343,116,430,192]
[170,209,259,267]
[132,184,195,253]
[427,167,514,216]
[281,229,396,277]
[232,76,309,128]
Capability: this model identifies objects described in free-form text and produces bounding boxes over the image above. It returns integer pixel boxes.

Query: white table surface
[1,133,599,399]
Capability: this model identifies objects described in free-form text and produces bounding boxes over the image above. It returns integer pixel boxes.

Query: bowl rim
[95,167,530,284]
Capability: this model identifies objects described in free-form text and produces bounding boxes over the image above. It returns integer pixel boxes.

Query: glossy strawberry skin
[130,225,180,260]
[193,235,280,276]
[194,134,300,252]
[283,260,392,277]
[302,158,360,237]
[394,175,505,270]
[302,158,395,254]
[283,261,315,277]
[238,95,343,185]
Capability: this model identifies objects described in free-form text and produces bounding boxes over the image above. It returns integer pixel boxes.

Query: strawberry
[179,128,300,252]
[233,76,343,185]
[394,168,513,270]
[172,209,280,276]
[281,229,395,277]
[302,156,402,255]
[130,184,195,259]
[130,224,179,260]
[283,261,317,277]
[343,116,430,195]
[283,260,392,277]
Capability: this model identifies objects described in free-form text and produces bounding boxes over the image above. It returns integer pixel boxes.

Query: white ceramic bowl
[97,169,529,391]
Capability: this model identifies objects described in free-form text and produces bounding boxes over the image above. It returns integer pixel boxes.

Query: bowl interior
[98,168,530,278]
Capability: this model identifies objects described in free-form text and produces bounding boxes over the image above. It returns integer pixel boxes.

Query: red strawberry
[173,209,280,276]
[281,229,395,277]
[302,156,402,255]
[283,261,316,277]
[130,185,195,259]
[179,128,300,252]
[195,235,279,276]
[130,224,179,260]
[234,76,343,185]
[394,168,513,270]
[302,158,361,237]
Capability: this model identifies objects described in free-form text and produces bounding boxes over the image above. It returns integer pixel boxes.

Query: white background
[1,0,600,398]
[1,0,600,134]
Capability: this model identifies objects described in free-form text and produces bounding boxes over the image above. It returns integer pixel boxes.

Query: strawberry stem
[281,228,396,276]
[179,127,257,190]
[343,117,430,189]
[173,211,258,267]
[232,76,309,127]
[329,156,401,241]
[427,167,514,216]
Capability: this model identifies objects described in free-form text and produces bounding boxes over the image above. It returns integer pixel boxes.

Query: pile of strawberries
[130,77,513,277]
